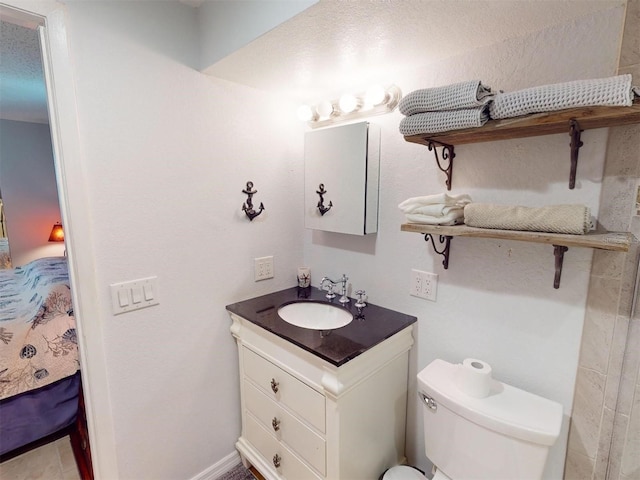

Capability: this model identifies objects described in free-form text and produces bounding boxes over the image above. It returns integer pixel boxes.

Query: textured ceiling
[0,20,48,124]
[0,0,625,124]
[204,0,625,102]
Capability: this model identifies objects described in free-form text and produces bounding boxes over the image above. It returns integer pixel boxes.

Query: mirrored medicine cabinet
[304,121,380,235]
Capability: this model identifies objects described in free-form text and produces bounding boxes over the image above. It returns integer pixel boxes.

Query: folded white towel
[405,209,465,225]
[399,106,490,136]
[406,204,464,217]
[399,193,472,212]
[399,80,494,115]
[489,74,638,119]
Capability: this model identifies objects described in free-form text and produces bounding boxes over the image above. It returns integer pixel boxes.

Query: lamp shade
[48,223,64,242]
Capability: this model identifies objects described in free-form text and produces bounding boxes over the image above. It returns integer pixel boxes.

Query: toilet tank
[417,359,563,480]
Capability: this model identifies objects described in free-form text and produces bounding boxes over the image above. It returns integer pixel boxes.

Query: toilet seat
[381,465,426,479]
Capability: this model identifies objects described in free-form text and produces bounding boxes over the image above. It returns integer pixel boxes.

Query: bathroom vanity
[227,287,417,480]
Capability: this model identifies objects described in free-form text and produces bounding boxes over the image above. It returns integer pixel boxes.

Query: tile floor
[0,436,265,480]
[0,436,80,480]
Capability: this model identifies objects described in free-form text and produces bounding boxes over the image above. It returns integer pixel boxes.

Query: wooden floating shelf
[404,100,640,147]
[404,99,640,190]
[400,224,632,251]
[401,223,633,289]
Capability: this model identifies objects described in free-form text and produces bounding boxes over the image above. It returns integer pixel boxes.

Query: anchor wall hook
[241,181,265,221]
[316,183,333,216]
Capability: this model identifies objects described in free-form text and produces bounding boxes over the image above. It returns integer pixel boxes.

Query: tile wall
[565,1,640,478]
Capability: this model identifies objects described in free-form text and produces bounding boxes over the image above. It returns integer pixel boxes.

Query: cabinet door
[243,347,325,433]
[304,122,380,235]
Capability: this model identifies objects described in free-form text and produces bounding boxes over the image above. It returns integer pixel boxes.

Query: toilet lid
[382,465,425,479]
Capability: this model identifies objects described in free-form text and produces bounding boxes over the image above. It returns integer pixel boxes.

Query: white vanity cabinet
[229,312,414,480]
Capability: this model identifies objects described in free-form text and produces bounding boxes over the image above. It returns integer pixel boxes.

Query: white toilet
[385,358,564,480]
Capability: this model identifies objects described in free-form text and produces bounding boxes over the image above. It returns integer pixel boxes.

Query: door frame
[1,2,117,478]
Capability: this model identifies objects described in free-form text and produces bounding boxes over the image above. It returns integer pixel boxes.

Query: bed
[0,256,81,457]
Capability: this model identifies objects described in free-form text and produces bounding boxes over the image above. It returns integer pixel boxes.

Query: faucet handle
[355,290,367,308]
[339,274,350,303]
[325,282,336,299]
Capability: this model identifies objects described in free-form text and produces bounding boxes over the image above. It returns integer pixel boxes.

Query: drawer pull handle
[271,417,281,431]
[273,453,281,468]
[270,378,279,394]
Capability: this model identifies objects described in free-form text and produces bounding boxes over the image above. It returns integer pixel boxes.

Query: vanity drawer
[243,347,325,433]
[246,413,323,480]
[245,380,326,475]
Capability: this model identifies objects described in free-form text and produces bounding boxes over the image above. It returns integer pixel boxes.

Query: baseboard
[190,450,242,480]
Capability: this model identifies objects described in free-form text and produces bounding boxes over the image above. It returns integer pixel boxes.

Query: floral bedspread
[0,257,78,400]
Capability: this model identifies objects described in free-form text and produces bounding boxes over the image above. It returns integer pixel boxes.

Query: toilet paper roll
[455,358,492,398]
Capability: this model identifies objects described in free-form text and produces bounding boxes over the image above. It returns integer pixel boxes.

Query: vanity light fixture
[316,100,336,119]
[365,84,389,107]
[296,104,318,122]
[338,93,362,114]
[299,84,402,128]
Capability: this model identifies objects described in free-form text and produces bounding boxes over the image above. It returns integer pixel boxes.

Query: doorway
[0,3,107,478]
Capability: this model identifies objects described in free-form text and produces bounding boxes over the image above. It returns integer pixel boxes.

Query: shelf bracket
[568,119,583,190]
[553,245,569,289]
[427,141,455,190]
[424,234,453,269]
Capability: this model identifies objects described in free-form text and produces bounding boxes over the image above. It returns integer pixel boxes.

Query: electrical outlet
[410,269,438,301]
[421,271,438,301]
[254,256,274,281]
[264,257,273,278]
[410,269,423,297]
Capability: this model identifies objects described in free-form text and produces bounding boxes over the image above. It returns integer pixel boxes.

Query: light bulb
[317,100,335,119]
[338,93,362,114]
[296,104,317,122]
[365,85,388,107]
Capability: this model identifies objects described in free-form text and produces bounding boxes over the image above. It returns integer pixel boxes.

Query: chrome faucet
[320,276,337,299]
[337,274,349,304]
[320,274,349,302]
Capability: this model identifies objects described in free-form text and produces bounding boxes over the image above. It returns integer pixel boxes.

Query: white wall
[302,7,625,480]
[0,119,64,265]
[1,1,626,479]
[57,1,305,478]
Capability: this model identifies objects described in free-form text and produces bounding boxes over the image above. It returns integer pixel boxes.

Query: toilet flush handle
[419,392,437,411]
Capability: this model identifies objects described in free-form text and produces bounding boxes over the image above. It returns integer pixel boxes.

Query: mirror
[304,121,380,235]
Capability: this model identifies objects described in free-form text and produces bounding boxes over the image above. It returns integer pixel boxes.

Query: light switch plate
[110,276,159,315]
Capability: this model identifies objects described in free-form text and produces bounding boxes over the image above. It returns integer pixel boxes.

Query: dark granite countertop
[226,286,417,367]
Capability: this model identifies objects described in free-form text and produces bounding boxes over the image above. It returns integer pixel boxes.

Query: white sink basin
[277,301,353,330]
